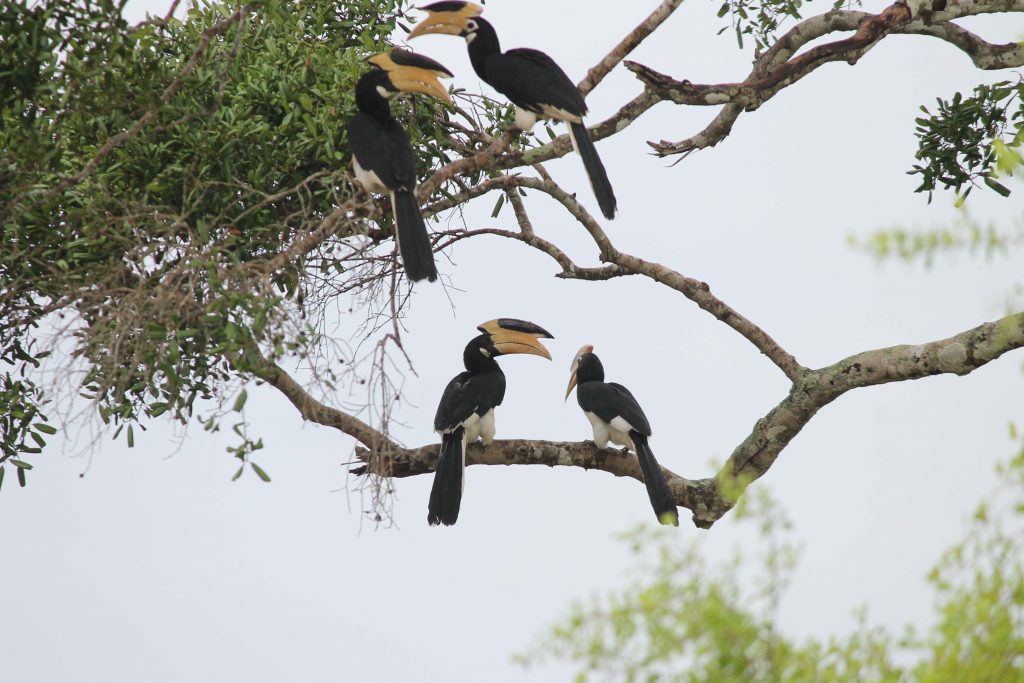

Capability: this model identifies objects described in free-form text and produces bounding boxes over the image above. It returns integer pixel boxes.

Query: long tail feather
[631,431,679,526]
[569,121,617,220]
[428,427,465,526]
[391,189,438,283]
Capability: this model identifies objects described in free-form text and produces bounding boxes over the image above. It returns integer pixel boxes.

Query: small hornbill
[408,2,618,220]
[429,318,554,526]
[565,345,679,526]
[348,49,453,282]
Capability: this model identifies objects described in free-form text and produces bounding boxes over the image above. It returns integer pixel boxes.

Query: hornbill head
[565,344,597,400]
[368,48,454,105]
[477,318,553,360]
[407,1,484,39]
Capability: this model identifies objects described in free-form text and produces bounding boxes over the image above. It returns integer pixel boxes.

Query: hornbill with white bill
[429,318,554,526]
[348,49,453,282]
[565,345,679,526]
[408,2,617,220]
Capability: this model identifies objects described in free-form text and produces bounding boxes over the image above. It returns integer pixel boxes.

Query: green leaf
[33,423,57,435]
[127,425,135,448]
[490,193,504,218]
[983,176,1012,197]
[17,467,26,487]
[250,462,271,482]
[231,465,244,481]
[10,459,33,470]
[233,389,248,412]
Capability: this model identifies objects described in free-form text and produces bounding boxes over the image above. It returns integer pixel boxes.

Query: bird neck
[577,354,605,383]
[463,334,502,374]
[354,72,393,123]
[467,18,501,81]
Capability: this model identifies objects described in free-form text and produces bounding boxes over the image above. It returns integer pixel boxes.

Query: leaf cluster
[910,79,1024,203]
[0,0,453,477]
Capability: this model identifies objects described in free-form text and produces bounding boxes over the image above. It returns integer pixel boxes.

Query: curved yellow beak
[478,318,553,360]
[407,2,484,39]
[369,50,454,106]
[565,344,593,400]
[388,66,453,106]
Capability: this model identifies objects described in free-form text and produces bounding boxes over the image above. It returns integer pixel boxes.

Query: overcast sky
[3,1,1023,681]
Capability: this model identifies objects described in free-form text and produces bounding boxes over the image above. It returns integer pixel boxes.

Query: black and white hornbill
[565,345,679,526]
[428,318,554,526]
[348,49,453,282]
[408,2,618,220]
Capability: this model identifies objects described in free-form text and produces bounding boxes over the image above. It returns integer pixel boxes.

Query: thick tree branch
[247,348,394,453]
[706,311,1024,524]
[896,22,1024,70]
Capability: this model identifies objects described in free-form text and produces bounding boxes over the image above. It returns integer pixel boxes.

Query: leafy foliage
[0,0,453,479]
[520,448,1024,682]
[714,0,859,52]
[910,79,1024,203]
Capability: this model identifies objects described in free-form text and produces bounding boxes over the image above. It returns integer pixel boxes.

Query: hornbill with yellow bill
[429,318,554,526]
[566,345,679,526]
[408,2,618,220]
[348,49,452,282]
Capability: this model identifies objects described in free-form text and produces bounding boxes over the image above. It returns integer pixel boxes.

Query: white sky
[3,1,1023,681]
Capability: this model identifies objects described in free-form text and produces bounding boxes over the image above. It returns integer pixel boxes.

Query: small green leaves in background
[519,452,1024,683]
[850,211,1023,268]
[910,78,1024,202]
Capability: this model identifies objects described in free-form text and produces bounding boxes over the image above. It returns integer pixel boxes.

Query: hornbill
[348,49,453,282]
[408,2,618,220]
[429,318,554,526]
[565,345,679,526]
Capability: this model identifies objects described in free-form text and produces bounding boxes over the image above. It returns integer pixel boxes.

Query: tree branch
[247,347,395,453]
[489,174,806,380]
[629,0,1024,157]
[577,0,684,96]
[334,312,1024,528]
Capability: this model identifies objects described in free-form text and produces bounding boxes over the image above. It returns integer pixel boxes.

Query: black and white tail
[631,431,679,526]
[569,121,617,221]
[428,426,465,526]
[391,189,438,283]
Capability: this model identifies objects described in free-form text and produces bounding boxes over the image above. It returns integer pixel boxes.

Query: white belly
[464,408,496,445]
[352,157,389,194]
[585,411,635,451]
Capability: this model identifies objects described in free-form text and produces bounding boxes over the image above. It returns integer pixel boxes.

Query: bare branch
[577,0,685,96]
[499,175,806,380]
[630,0,1024,157]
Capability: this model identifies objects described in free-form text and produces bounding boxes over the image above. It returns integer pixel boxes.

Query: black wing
[486,48,587,117]
[577,381,652,436]
[433,370,506,432]
[347,113,417,192]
